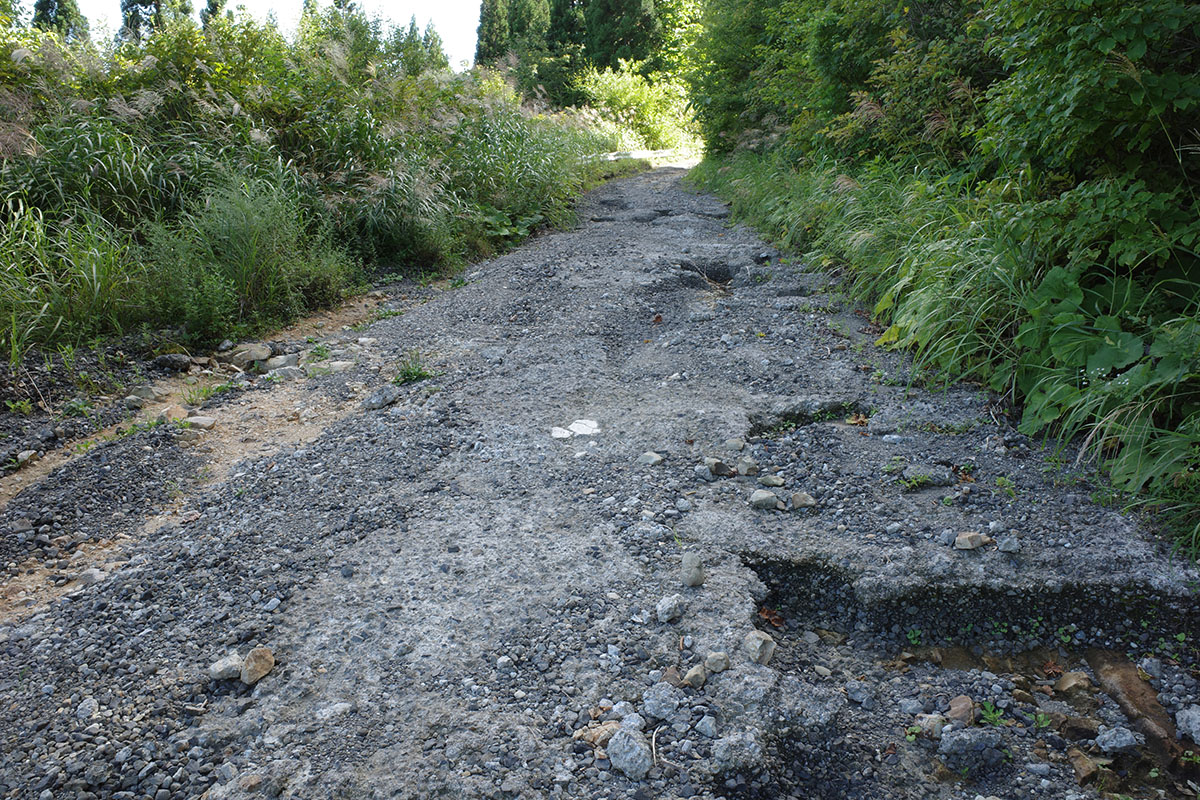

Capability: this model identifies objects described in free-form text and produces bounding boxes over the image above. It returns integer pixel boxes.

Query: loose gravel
[1,168,1197,800]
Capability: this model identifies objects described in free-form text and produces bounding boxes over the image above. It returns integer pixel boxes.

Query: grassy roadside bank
[0,8,645,371]
[690,152,1200,553]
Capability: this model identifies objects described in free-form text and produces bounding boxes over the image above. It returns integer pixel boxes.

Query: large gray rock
[1096,725,1142,753]
[937,727,1005,770]
[681,552,705,587]
[363,385,403,410]
[607,729,652,780]
[226,343,271,368]
[209,653,243,681]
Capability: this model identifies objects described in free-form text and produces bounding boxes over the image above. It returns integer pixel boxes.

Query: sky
[72,0,483,69]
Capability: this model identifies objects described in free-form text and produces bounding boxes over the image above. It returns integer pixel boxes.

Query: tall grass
[0,11,633,360]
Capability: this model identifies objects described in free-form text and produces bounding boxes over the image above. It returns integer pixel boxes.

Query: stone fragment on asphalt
[607,729,652,780]
[954,531,985,550]
[744,630,776,664]
[209,653,243,681]
[705,651,730,673]
[680,551,705,587]
[656,594,686,623]
[790,491,817,508]
[240,647,275,685]
[749,489,780,509]
[947,695,975,724]
[683,663,707,688]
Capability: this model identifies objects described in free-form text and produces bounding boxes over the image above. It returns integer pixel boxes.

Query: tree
[546,0,584,51]
[508,0,548,50]
[32,0,89,39]
[474,0,510,64]
[387,16,449,75]
[584,0,660,70]
[199,0,225,29]
[121,0,161,41]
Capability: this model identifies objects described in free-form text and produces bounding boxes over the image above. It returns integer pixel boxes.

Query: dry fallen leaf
[758,606,785,628]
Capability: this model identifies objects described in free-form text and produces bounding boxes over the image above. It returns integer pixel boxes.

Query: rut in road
[1,168,1198,800]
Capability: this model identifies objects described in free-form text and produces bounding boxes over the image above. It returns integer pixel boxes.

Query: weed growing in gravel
[904,724,922,742]
[393,351,436,385]
[995,475,1017,498]
[980,702,1004,726]
[308,343,332,362]
[1034,712,1053,730]
[905,627,922,647]
[899,474,932,491]
[5,399,33,415]
[183,381,235,407]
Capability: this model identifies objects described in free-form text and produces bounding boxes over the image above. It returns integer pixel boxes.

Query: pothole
[720,556,1200,799]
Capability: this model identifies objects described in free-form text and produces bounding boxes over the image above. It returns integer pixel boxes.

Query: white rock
[568,419,599,436]
[550,427,572,439]
[637,451,664,465]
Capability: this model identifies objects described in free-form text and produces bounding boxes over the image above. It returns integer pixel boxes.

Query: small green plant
[448,276,469,289]
[5,398,34,415]
[900,473,931,491]
[393,350,435,385]
[904,724,922,742]
[183,380,234,407]
[995,475,1017,498]
[60,398,93,418]
[1033,712,1052,730]
[906,627,922,647]
[1181,750,1200,766]
[883,456,907,474]
[980,702,1004,726]
[308,343,331,362]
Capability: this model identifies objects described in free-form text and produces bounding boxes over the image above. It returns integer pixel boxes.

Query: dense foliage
[0,3,622,356]
[688,0,1200,547]
[475,0,699,149]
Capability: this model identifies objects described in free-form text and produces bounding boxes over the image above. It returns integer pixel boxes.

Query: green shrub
[575,62,696,151]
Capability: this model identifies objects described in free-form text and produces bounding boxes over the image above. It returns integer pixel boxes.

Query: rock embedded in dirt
[790,491,817,508]
[947,694,975,725]
[225,343,271,368]
[362,385,402,410]
[240,647,275,685]
[1177,705,1200,742]
[1067,746,1099,785]
[1054,672,1093,698]
[744,630,777,664]
[153,353,192,371]
[1095,725,1142,753]
[683,664,707,688]
[680,552,705,587]
[16,450,37,466]
[607,729,652,780]
[954,531,987,550]
[187,416,217,430]
[209,653,243,681]
[656,593,686,623]
[704,457,733,476]
[749,489,781,509]
[158,405,188,422]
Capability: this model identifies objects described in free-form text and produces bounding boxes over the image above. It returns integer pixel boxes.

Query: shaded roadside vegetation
[475,0,700,151]
[686,0,1200,549]
[0,3,628,362]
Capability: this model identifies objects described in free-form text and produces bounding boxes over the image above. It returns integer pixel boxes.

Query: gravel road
[2,168,1198,800]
